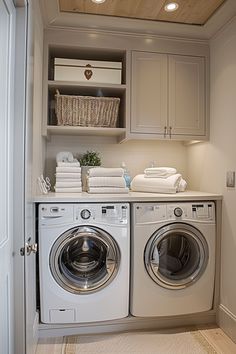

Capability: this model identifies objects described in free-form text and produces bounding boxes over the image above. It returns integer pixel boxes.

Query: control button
[80,209,91,220]
[174,207,183,217]
[50,207,59,213]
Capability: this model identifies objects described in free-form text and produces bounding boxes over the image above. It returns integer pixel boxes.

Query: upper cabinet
[130,51,207,140]
[42,29,209,142]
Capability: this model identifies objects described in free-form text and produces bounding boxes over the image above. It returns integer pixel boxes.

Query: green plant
[79,150,101,166]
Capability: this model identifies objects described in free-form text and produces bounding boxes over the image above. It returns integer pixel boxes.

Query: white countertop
[33,190,222,203]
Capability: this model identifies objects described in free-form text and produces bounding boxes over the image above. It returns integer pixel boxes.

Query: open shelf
[46,125,126,138]
[48,80,126,93]
[43,45,128,141]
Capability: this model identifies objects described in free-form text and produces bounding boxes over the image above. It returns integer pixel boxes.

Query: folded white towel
[144,167,177,178]
[131,174,182,194]
[55,187,82,193]
[57,161,80,167]
[87,187,129,194]
[88,167,124,177]
[55,178,81,183]
[56,166,81,173]
[55,181,82,188]
[144,173,176,179]
[144,167,177,174]
[56,172,81,179]
[87,176,126,188]
[177,178,187,192]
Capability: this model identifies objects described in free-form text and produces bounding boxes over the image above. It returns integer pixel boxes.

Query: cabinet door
[168,55,205,136]
[131,51,168,134]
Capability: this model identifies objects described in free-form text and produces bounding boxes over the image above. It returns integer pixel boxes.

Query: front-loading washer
[130,202,216,317]
[38,203,129,324]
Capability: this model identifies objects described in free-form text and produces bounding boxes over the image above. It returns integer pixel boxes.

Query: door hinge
[20,239,38,256]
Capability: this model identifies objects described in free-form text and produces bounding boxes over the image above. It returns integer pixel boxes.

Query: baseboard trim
[39,311,216,338]
[217,304,236,343]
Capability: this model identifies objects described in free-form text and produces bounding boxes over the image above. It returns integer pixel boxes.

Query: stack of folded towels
[131,167,187,194]
[55,160,82,193]
[87,167,129,194]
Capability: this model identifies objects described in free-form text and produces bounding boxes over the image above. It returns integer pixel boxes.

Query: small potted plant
[79,151,101,191]
[79,150,101,167]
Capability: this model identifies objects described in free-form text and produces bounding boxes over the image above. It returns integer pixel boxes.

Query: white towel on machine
[87,176,126,188]
[131,174,184,194]
[144,167,177,178]
[56,166,81,173]
[56,172,81,179]
[57,161,80,167]
[87,187,129,194]
[55,178,81,183]
[88,167,124,177]
[55,187,82,193]
[55,181,82,188]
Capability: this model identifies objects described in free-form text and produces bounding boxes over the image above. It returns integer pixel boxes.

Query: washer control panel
[75,203,129,224]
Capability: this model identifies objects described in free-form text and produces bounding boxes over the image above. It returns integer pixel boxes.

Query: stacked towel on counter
[144,167,177,178]
[87,167,129,194]
[54,161,82,193]
[131,167,187,194]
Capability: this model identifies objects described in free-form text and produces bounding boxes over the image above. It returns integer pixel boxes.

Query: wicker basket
[55,90,120,128]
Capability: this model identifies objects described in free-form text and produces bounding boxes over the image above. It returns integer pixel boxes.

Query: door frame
[13,1,38,353]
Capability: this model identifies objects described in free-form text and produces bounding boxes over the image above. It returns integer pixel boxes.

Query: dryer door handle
[150,247,160,272]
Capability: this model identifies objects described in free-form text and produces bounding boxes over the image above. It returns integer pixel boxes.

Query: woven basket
[55,90,120,128]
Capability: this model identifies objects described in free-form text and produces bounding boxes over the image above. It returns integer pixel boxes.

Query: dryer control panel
[167,202,215,221]
[134,202,215,224]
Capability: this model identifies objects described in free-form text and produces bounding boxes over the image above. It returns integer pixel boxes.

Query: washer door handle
[106,258,116,275]
[150,247,160,272]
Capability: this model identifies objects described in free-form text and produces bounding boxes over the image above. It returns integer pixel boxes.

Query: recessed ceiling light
[91,0,106,4]
[164,2,179,12]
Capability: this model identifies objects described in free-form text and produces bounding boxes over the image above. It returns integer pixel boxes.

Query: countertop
[33,190,222,203]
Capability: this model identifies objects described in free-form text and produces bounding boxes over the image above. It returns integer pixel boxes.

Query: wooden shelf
[47,125,126,138]
[48,80,126,95]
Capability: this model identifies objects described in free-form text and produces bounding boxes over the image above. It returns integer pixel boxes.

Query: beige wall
[187,17,236,321]
[45,136,187,187]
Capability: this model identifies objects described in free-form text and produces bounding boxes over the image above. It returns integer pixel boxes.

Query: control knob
[174,207,183,217]
[80,209,91,220]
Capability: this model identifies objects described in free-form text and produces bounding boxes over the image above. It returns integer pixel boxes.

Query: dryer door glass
[145,223,209,289]
[50,226,120,294]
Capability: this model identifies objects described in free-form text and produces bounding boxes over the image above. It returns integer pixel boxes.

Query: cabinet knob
[169,126,172,138]
[164,126,167,138]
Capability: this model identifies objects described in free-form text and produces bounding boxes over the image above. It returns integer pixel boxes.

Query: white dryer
[38,203,129,324]
[130,202,216,317]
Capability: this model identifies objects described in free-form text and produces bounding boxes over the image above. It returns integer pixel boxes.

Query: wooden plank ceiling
[58,0,227,26]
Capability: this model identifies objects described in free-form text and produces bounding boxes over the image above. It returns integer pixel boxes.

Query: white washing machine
[38,203,129,324]
[131,202,216,317]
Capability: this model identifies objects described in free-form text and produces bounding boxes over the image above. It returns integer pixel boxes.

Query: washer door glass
[145,223,209,289]
[50,226,120,294]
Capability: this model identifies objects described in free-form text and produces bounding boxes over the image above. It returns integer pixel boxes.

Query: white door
[13,1,38,354]
[131,51,168,135]
[0,0,15,353]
